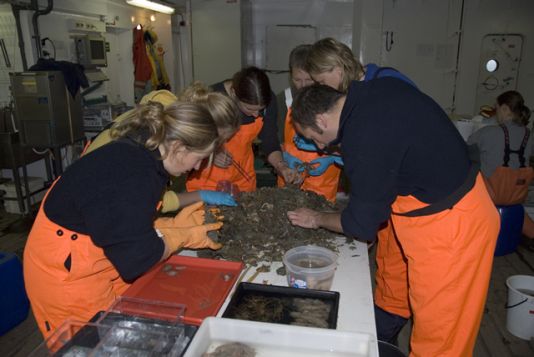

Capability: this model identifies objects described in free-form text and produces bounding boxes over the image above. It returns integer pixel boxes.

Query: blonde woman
[85,83,241,211]
[24,101,223,338]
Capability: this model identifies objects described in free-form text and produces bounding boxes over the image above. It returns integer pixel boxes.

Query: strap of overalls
[501,124,530,168]
[393,162,480,217]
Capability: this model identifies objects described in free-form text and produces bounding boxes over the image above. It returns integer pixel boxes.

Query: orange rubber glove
[155,201,205,228]
[154,202,223,253]
[157,222,223,253]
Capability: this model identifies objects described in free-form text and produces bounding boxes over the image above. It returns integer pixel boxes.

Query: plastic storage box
[30,297,196,356]
[184,317,375,357]
[0,252,30,336]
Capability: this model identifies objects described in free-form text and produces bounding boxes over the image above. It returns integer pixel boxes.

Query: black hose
[31,0,54,58]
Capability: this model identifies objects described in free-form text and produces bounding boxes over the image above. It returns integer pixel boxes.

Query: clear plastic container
[283,245,338,290]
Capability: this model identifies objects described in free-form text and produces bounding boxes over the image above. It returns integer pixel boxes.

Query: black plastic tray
[222,282,340,329]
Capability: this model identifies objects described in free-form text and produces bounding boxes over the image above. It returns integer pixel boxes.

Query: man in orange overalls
[287,80,499,357]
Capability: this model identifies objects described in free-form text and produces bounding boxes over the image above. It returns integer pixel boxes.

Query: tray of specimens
[222,282,340,329]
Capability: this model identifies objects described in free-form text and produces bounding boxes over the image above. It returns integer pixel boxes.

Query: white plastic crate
[184,317,376,357]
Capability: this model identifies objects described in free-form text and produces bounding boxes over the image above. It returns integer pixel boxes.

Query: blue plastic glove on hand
[308,155,344,176]
[282,151,305,172]
[293,134,319,152]
[199,190,237,206]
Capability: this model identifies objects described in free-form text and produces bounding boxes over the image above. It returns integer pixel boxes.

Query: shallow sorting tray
[30,317,197,357]
[222,282,340,329]
[184,317,374,357]
[122,255,244,325]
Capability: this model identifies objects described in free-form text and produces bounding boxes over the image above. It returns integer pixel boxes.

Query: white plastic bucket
[505,275,534,340]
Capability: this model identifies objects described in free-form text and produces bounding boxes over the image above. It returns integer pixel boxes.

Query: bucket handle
[505,298,528,309]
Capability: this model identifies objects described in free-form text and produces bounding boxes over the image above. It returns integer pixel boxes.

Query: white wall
[191,0,241,85]
[242,0,354,94]
[353,0,534,117]
[455,0,534,116]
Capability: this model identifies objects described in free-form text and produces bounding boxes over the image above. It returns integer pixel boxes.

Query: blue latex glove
[199,190,237,206]
[282,151,305,172]
[308,155,344,176]
[293,134,319,152]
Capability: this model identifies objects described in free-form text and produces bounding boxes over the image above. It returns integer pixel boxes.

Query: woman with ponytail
[24,101,223,339]
[468,90,534,241]
[84,83,241,211]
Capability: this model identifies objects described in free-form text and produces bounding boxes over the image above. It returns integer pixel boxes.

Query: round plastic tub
[282,245,338,290]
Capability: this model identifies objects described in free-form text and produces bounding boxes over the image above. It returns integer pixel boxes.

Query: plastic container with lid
[283,245,338,290]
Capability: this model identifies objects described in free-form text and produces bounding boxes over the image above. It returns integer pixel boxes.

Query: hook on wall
[385,31,394,52]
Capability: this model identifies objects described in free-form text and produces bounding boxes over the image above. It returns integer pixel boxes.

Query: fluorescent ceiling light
[126,0,175,14]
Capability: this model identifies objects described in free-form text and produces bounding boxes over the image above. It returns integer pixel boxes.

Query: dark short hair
[292,84,344,132]
[289,44,312,72]
[232,66,272,106]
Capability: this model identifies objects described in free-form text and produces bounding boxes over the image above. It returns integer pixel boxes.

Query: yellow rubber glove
[155,201,205,228]
[161,191,181,213]
[157,222,224,252]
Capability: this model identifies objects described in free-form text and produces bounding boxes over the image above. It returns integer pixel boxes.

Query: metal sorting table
[182,237,379,356]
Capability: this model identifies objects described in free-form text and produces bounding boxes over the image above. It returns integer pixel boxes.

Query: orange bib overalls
[375,173,499,356]
[277,91,341,202]
[23,181,130,338]
[186,117,263,193]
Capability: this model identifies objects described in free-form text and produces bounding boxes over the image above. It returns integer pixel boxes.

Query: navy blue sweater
[45,139,167,282]
[337,78,470,241]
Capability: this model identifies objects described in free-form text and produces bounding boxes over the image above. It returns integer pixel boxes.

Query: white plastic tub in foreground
[183,317,375,357]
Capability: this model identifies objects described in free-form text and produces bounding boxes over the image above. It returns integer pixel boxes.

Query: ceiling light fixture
[126,0,175,14]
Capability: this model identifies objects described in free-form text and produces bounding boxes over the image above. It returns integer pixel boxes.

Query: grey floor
[1,209,534,356]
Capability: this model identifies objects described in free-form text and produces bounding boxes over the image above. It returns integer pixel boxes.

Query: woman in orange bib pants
[276,44,342,202]
[287,80,499,356]
[187,67,301,194]
[24,102,224,338]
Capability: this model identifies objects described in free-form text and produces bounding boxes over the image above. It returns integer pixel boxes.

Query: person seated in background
[276,44,342,202]
[84,83,241,211]
[186,66,301,194]
[468,90,534,249]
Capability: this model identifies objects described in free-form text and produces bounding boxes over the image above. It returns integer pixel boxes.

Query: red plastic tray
[122,255,244,325]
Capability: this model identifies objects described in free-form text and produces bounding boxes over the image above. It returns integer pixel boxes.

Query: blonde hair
[306,37,364,92]
[109,101,218,159]
[179,81,240,142]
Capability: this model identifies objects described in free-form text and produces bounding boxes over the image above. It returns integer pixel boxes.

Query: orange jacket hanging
[133,25,152,89]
